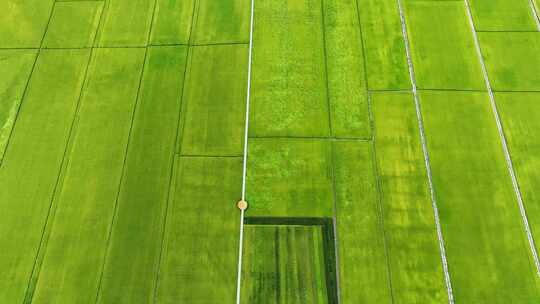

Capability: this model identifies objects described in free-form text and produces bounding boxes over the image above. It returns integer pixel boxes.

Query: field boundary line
[396,0,455,302]
[529,0,540,30]
[464,0,540,276]
[236,0,255,302]
[354,0,396,301]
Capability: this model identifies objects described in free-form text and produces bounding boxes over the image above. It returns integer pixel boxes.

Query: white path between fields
[529,0,540,30]
[236,0,255,302]
[395,0,455,302]
[464,0,540,276]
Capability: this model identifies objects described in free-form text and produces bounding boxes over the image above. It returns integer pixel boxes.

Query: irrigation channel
[236,0,255,302]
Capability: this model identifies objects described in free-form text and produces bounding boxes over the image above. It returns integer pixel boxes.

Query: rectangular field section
[404,1,484,90]
[496,92,540,259]
[420,91,540,302]
[250,0,330,137]
[241,220,336,304]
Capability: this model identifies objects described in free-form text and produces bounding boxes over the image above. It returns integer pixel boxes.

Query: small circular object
[237,200,248,210]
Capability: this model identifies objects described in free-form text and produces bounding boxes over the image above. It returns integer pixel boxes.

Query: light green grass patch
[247,139,333,217]
[97,0,155,47]
[0,49,90,303]
[0,50,36,162]
[371,92,447,303]
[43,2,103,48]
[150,0,195,45]
[156,156,241,304]
[180,45,247,156]
[332,141,392,303]
[404,1,484,90]
[0,0,54,48]
[496,92,540,262]
[469,0,537,31]
[358,0,409,90]
[420,91,540,302]
[192,0,250,44]
[250,0,330,137]
[479,32,540,92]
[32,48,145,304]
[96,46,188,304]
[323,0,369,138]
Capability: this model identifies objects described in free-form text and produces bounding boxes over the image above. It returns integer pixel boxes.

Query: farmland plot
[479,32,540,92]
[497,92,540,260]
[420,91,540,303]
[332,141,392,303]
[246,138,334,217]
[150,0,195,45]
[0,50,36,162]
[156,157,241,304]
[43,1,103,48]
[97,0,155,47]
[371,92,448,303]
[96,46,188,304]
[357,0,409,90]
[192,0,250,44]
[323,0,370,138]
[0,0,54,48]
[31,48,145,304]
[241,225,330,303]
[179,45,248,156]
[469,0,538,31]
[0,49,90,303]
[403,1,484,90]
[249,0,330,137]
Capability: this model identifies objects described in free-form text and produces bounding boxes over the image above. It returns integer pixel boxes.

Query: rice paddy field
[1,0,540,303]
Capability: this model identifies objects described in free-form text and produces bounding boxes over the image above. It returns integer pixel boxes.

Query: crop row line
[464,0,540,276]
[395,0,455,303]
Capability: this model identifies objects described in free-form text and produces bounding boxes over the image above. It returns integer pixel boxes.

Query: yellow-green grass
[43,1,103,48]
[0,0,54,48]
[333,141,392,303]
[97,0,155,47]
[150,0,195,45]
[31,48,145,304]
[250,0,330,137]
[96,46,188,304]
[421,91,540,302]
[323,0,370,138]
[179,45,248,156]
[156,156,241,303]
[497,92,540,262]
[0,50,36,163]
[246,138,334,217]
[372,92,448,303]
[404,1,484,90]
[0,49,90,303]
[469,0,538,31]
[479,32,540,92]
[357,0,409,90]
[241,225,329,303]
[192,0,250,44]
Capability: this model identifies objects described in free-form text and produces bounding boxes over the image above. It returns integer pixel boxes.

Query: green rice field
[1,0,540,303]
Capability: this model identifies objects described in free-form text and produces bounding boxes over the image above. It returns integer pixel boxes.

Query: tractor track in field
[395,0,455,302]
[463,0,540,277]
